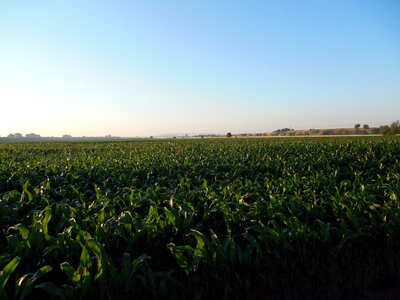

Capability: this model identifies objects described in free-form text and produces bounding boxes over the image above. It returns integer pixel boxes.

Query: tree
[380,125,391,135]
[226,132,232,138]
[390,120,400,134]
[380,121,400,136]
[363,124,369,129]
[354,124,361,129]
[25,133,41,138]
[371,128,380,134]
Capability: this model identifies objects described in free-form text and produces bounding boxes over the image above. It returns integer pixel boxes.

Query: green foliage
[391,120,400,134]
[380,120,400,135]
[0,257,21,299]
[0,137,399,298]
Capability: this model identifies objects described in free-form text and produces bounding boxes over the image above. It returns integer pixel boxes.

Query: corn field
[0,137,399,299]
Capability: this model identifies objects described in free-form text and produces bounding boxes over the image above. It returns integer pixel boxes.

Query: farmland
[0,137,399,299]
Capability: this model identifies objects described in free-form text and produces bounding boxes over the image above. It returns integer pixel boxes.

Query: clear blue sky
[1,1,399,137]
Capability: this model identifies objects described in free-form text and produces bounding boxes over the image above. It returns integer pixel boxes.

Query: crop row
[0,137,399,299]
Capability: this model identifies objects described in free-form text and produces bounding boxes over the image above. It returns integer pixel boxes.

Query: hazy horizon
[1,1,399,137]
[0,123,393,139]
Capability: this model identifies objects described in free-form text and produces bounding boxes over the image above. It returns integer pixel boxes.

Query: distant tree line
[6,133,41,139]
[0,133,121,141]
[271,128,294,136]
[270,122,399,136]
[354,124,370,129]
[380,121,400,136]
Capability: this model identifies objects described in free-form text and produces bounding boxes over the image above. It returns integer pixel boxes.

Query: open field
[1,137,400,299]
